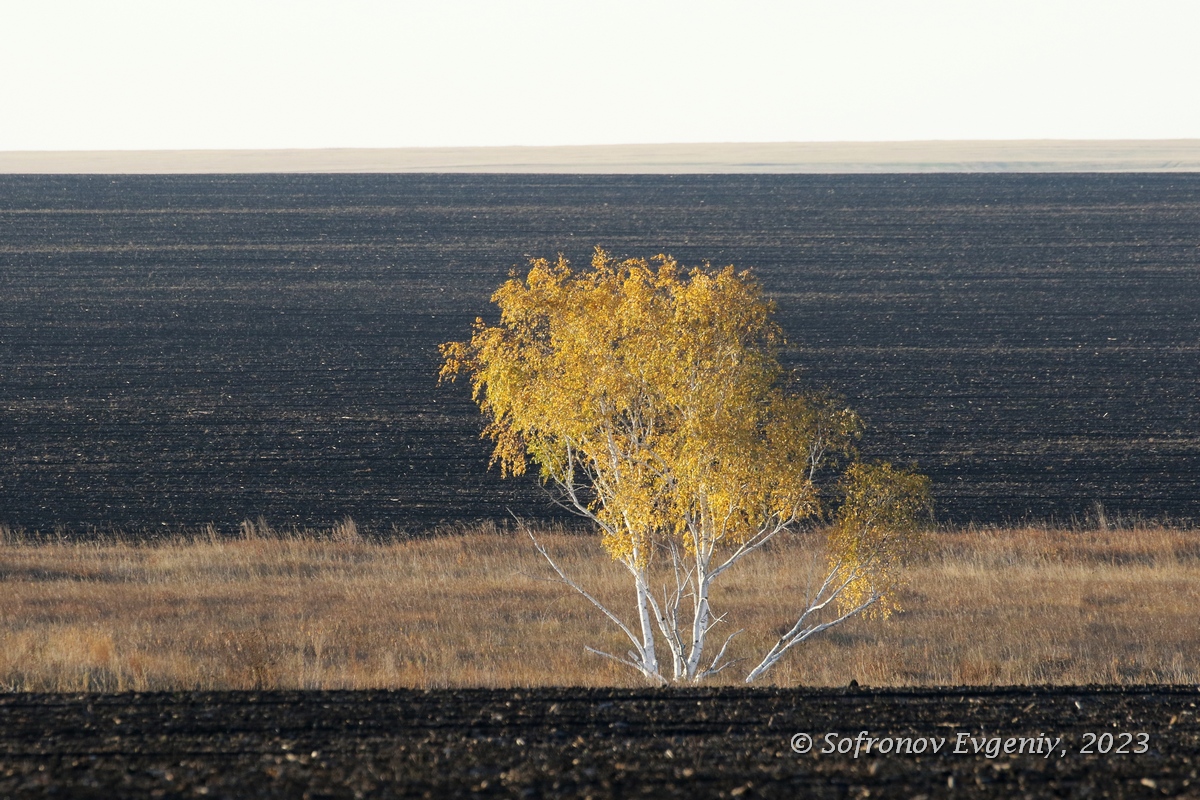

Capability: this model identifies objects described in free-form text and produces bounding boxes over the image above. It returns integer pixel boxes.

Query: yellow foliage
[830,461,931,616]
[441,248,926,603]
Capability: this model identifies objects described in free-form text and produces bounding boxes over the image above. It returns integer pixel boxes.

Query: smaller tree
[744,461,929,682]
[441,249,929,683]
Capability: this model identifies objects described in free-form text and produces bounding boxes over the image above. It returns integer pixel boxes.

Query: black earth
[2,686,1197,798]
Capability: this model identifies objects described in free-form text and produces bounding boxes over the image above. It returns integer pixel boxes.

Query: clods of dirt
[2,685,1197,797]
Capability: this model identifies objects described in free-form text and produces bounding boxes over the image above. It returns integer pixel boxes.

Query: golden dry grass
[1,520,1198,691]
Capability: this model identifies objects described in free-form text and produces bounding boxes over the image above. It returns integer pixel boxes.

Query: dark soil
[1,174,1199,532]
[2,686,1197,797]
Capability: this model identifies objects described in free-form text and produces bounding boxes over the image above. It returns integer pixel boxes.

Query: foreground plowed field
[1,174,1199,531]
[1,687,1197,798]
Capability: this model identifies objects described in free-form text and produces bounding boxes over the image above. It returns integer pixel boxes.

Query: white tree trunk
[630,544,659,678]
[683,546,712,681]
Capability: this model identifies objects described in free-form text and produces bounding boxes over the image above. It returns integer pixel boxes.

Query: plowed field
[2,174,1199,531]
[2,687,1197,798]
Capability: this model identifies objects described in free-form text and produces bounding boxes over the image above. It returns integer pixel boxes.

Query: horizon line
[3,139,1200,174]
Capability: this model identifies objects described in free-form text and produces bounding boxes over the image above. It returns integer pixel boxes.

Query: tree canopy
[440,248,928,683]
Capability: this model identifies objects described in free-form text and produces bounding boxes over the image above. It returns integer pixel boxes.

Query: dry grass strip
[2,521,1197,690]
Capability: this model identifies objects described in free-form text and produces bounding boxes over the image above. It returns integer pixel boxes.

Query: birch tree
[439,248,928,683]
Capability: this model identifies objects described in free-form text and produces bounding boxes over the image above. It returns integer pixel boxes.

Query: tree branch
[524,527,653,673]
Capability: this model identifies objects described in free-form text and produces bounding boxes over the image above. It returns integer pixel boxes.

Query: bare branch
[708,519,787,581]
[745,593,879,683]
[697,628,744,681]
[584,647,668,686]
[524,527,647,664]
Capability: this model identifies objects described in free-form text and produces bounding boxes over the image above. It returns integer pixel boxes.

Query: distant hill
[2,140,1200,173]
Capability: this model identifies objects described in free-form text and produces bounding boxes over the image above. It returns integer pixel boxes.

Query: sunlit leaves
[440,247,928,615]
[831,461,931,617]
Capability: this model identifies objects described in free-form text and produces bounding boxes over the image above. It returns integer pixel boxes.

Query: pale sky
[3,0,1198,151]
